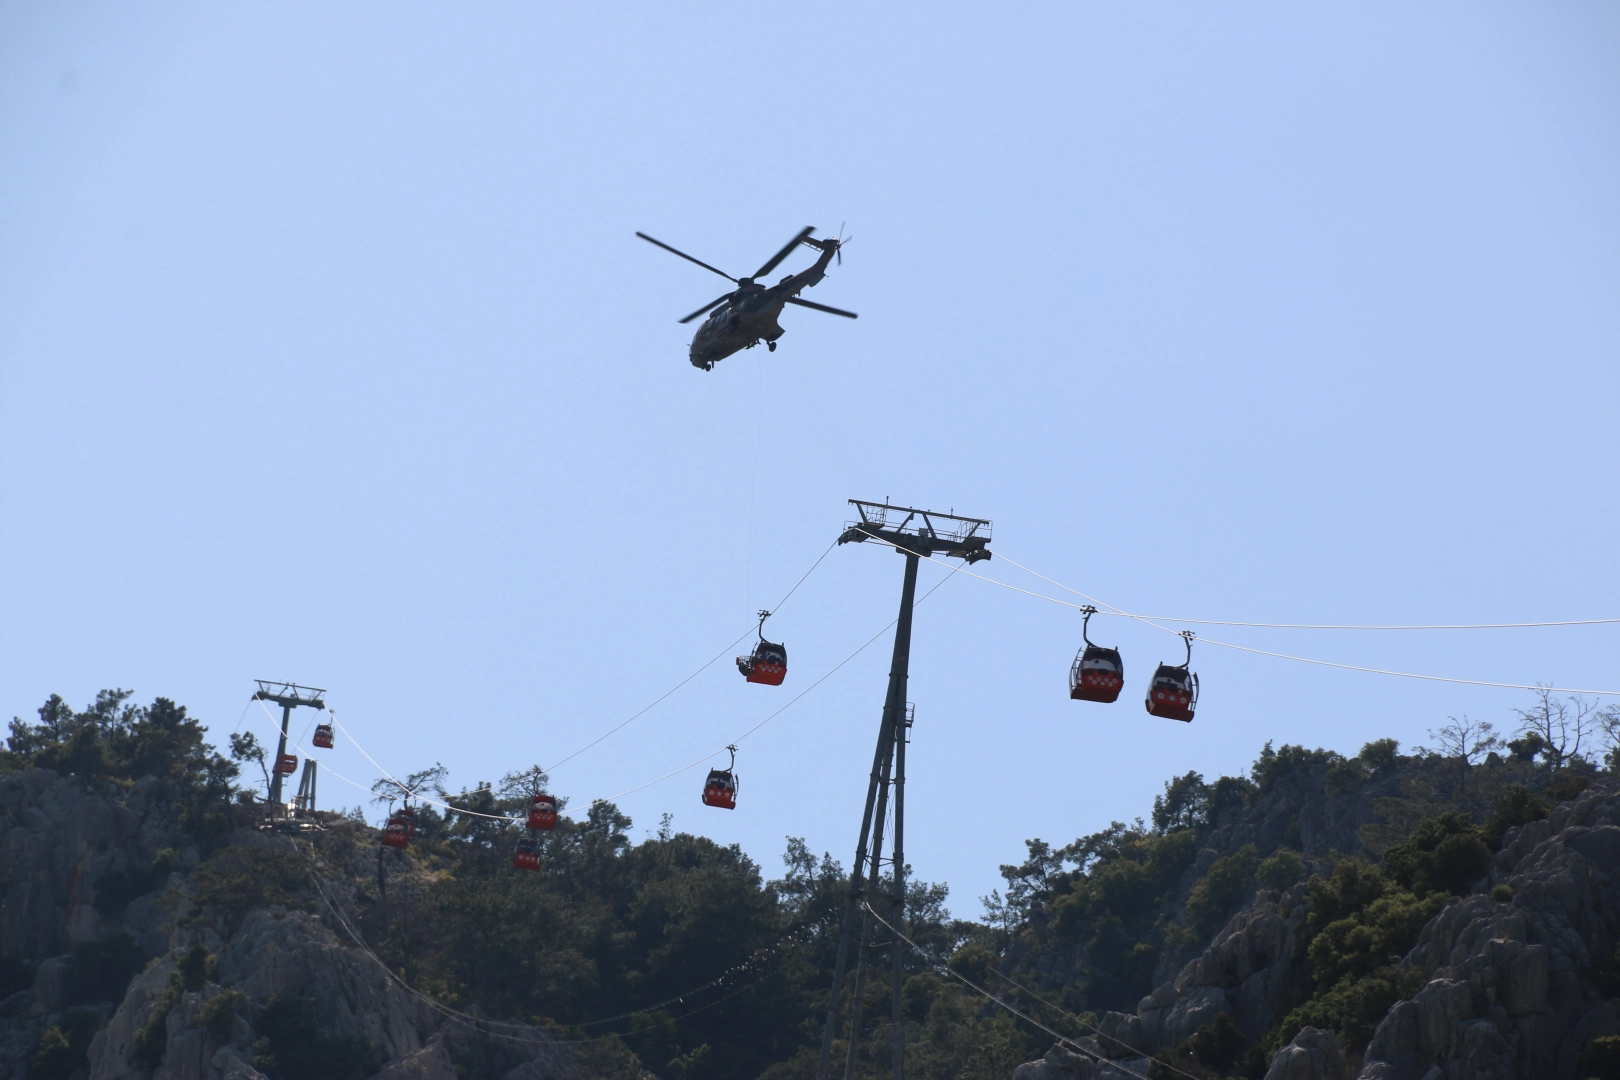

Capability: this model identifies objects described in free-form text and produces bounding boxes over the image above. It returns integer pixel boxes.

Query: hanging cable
[859,903,1161,1080]
[307,862,819,1045]
[253,698,518,825]
[251,699,483,822]
[991,552,1620,631]
[544,538,840,773]
[227,697,254,736]
[849,530,1620,697]
[590,562,965,807]
[298,540,913,821]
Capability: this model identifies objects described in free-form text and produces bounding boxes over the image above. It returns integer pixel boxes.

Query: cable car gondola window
[702,745,741,810]
[527,794,559,831]
[1069,606,1125,704]
[512,836,541,871]
[1144,632,1199,723]
[382,806,414,849]
[737,610,787,686]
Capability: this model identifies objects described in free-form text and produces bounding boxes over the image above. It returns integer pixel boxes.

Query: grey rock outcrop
[0,762,580,1080]
[1355,786,1620,1079]
[88,907,428,1080]
[0,769,192,961]
[1137,880,1313,1052]
[1014,781,1620,1080]
[371,1035,458,1080]
[1008,1043,1151,1080]
[1266,1026,1349,1080]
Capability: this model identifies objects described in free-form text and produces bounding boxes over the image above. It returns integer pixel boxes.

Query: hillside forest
[2,688,1619,1080]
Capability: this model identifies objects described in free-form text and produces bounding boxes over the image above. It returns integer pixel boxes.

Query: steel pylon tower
[253,680,326,807]
[816,500,991,1080]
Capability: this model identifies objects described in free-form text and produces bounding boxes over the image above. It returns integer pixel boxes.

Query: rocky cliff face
[0,770,574,1080]
[1134,881,1313,1052]
[0,769,192,1078]
[0,769,193,962]
[1010,779,1620,1080]
[1356,785,1620,1079]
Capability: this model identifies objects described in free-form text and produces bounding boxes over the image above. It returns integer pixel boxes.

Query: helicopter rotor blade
[679,293,734,324]
[785,296,858,319]
[636,232,738,283]
[753,227,816,280]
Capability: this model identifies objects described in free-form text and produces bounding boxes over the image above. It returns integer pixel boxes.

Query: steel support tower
[293,759,319,814]
[816,500,991,1080]
[254,680,326,806]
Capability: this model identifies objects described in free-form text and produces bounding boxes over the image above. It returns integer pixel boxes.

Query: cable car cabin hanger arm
[738,609,788,686]
[635,226,857,371]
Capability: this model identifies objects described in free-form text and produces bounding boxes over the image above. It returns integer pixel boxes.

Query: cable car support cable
[859,903,1161,1080]
[849,530,1620,697]
[306,860,827,1046]
[544,538,838,774]
[263,549,951,824]
[990,551,1620,631]
[590,563,965,808]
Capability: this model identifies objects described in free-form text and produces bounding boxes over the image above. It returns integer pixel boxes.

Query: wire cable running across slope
[545,538,839,774]
[306,860,818,1045]
[275,550,954,822]
[589,561,965,807]
[860,903,1166,1080]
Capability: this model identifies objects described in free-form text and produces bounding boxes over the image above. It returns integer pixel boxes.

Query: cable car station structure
[253,680,326,807]
[817,500,991,1080]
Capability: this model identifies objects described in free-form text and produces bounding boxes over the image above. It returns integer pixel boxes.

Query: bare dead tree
[370,762,449,804]
[1513,687,1603,772]
[1429,716,1501,763]
[1427,715,1501,793]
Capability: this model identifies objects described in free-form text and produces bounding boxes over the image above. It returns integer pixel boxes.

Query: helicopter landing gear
[767,341,776,352]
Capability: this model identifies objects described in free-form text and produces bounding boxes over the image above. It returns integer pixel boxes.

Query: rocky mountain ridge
[1009,769,1620,1080]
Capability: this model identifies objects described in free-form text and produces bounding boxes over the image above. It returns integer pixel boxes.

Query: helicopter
[636,226,858,370]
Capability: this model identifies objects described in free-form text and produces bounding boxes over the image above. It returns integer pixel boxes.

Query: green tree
[1381,812,1491,896]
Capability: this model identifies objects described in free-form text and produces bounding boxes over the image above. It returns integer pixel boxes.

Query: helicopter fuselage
[688,246,836,370]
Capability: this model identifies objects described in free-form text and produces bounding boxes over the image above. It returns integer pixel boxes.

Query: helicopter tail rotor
[753,227,816,280]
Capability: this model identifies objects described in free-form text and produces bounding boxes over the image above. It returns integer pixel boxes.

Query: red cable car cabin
[382,812,411,849]
[527,794,559,831]
[273,753,299,775]
[737,611,787,686]
[512,835,541,871]
[702,770,738,809]
[1069,606,1124,703]
[702,745,741,810]
[312,723,334,749]
[1145,632,1199,723]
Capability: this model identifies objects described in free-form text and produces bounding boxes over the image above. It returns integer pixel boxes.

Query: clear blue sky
[3,3,1617,912]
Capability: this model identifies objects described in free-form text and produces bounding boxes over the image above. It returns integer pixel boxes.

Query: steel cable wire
[992,553,1620,630]
[306,864,820,1045]
[849,530,1620,696]
[544,538,839,773]
[859,903,1167,1080]
[589,561,965,807]
[257,540,916,824]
